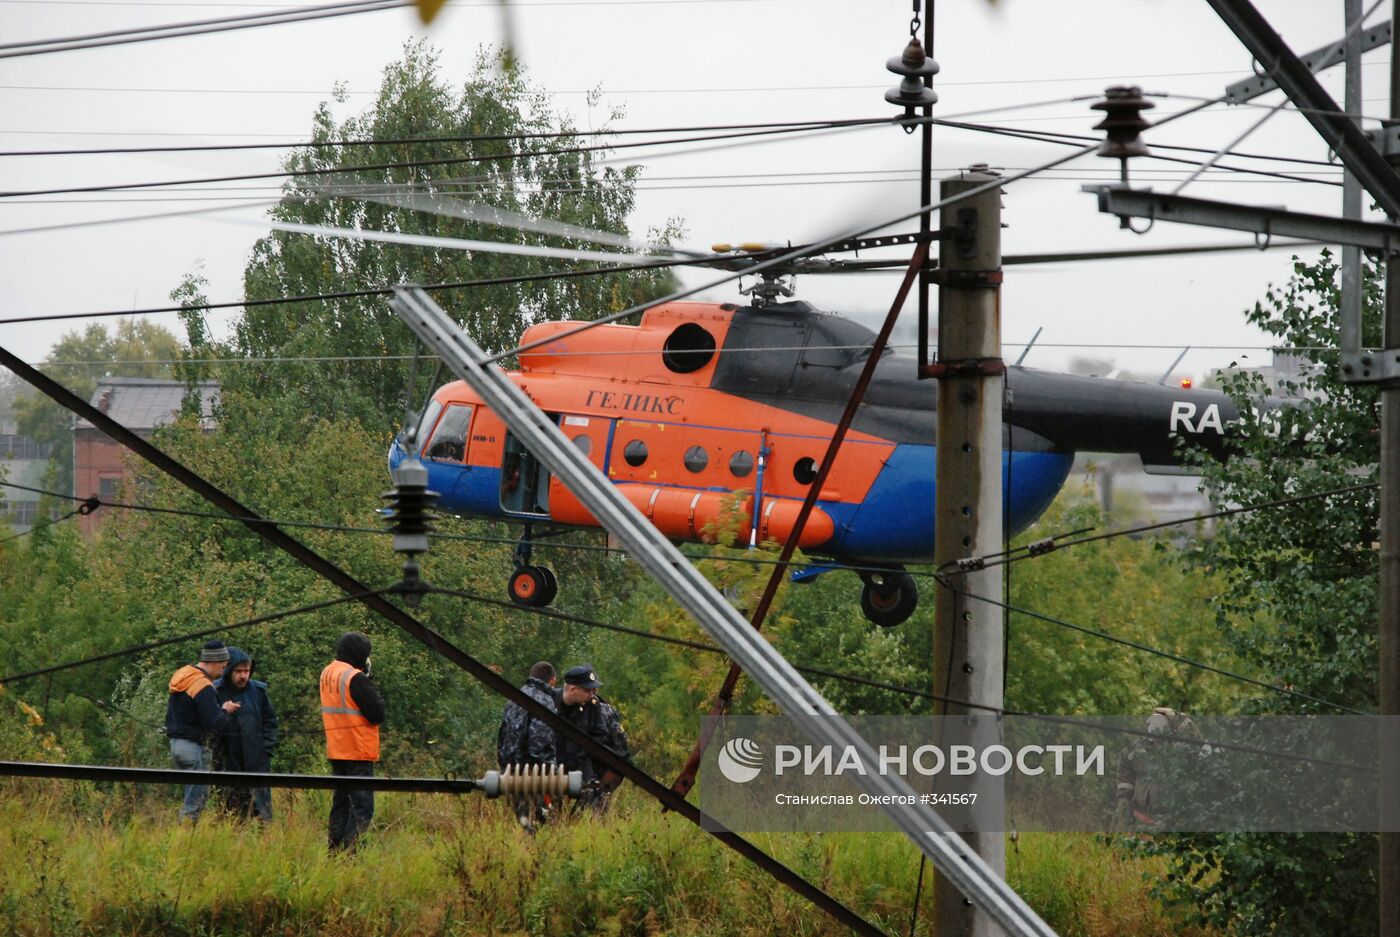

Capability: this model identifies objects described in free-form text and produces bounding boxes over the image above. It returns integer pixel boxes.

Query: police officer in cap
[554,663,628,811]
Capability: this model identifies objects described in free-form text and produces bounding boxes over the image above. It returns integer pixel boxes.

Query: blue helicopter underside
[389,440,1073,569]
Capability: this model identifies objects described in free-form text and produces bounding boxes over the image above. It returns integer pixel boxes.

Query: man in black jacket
[212,646,279,821]
[554,664,629,812]
[166,640,242,821]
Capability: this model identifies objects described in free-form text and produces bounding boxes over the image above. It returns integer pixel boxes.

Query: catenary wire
[934,118,1344,188]
[467,95,1232,364]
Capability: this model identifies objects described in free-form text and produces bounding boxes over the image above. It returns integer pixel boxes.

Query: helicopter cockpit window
[793,456,818,485]
[411,399,443,454]
[662,323,717,374]
[623,440,648,467]
[683,445,708,473]
[728,451,754,478]
[424,404,473,462]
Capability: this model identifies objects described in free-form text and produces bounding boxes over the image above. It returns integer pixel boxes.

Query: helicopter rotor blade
[269,219,680,265]
[324,184,707,259]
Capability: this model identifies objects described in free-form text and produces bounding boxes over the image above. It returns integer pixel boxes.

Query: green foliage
[1004,487,1247,716]
[1139,250,1382,935]
[224,42,678,431]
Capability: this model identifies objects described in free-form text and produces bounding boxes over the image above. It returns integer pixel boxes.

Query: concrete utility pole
[1341,0,1364,352]
[933,167,1007,937]
[1383,8,1400,935]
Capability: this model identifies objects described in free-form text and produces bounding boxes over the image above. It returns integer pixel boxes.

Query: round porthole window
[684,445,709,473]
[571,434,592,457]
[793,456,818,485]
[662,323,717,373]
[624,439,648,467]
[729,450,754,478]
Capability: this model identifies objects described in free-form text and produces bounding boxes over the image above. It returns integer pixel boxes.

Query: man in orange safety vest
[320,631,385,851]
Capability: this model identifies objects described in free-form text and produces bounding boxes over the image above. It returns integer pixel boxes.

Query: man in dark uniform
[553,663,628,812]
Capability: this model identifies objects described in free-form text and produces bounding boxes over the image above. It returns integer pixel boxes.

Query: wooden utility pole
[933,166,1006,937]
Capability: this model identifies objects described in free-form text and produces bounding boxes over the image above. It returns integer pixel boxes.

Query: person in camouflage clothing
[497,661,559,769]
[1116,707,1197,830]
[497,661,559,828]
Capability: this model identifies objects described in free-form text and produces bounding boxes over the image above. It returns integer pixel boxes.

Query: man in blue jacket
[212,646,279,821]
[165,640,241,821]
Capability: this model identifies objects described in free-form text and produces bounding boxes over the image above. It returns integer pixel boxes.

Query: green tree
[226,42,678,431]
[1139,250,1381,936]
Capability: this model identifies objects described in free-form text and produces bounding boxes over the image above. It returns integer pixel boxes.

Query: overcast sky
[0,0,1378,381]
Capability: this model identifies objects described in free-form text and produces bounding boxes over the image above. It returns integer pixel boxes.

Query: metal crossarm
[389,286,1060,937]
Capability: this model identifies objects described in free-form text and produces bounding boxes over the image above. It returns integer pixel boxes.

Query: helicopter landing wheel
[508,565,558,607]
[537,566,558,605]
[859,571,917,628]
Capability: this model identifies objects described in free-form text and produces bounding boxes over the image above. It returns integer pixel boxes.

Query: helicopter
[385,268,1249,627]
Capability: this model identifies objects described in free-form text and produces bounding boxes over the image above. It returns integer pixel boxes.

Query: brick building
[73,378,219,535]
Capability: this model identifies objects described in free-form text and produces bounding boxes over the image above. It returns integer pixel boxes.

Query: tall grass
[0,783,1217,937]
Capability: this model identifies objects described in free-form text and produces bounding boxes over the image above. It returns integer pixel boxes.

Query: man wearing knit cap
[165,639,242,821]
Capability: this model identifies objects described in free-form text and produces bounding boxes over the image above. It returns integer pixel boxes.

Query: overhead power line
[424,586,1372,772]
[937,576,1368,716]
[0,257,691,326]
[0,117,891,158]
[0,0,411,60]
[0,590,377,686]
[0,118,896,200]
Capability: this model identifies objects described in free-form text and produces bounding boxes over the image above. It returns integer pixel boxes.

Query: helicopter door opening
[500,422,555,518]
